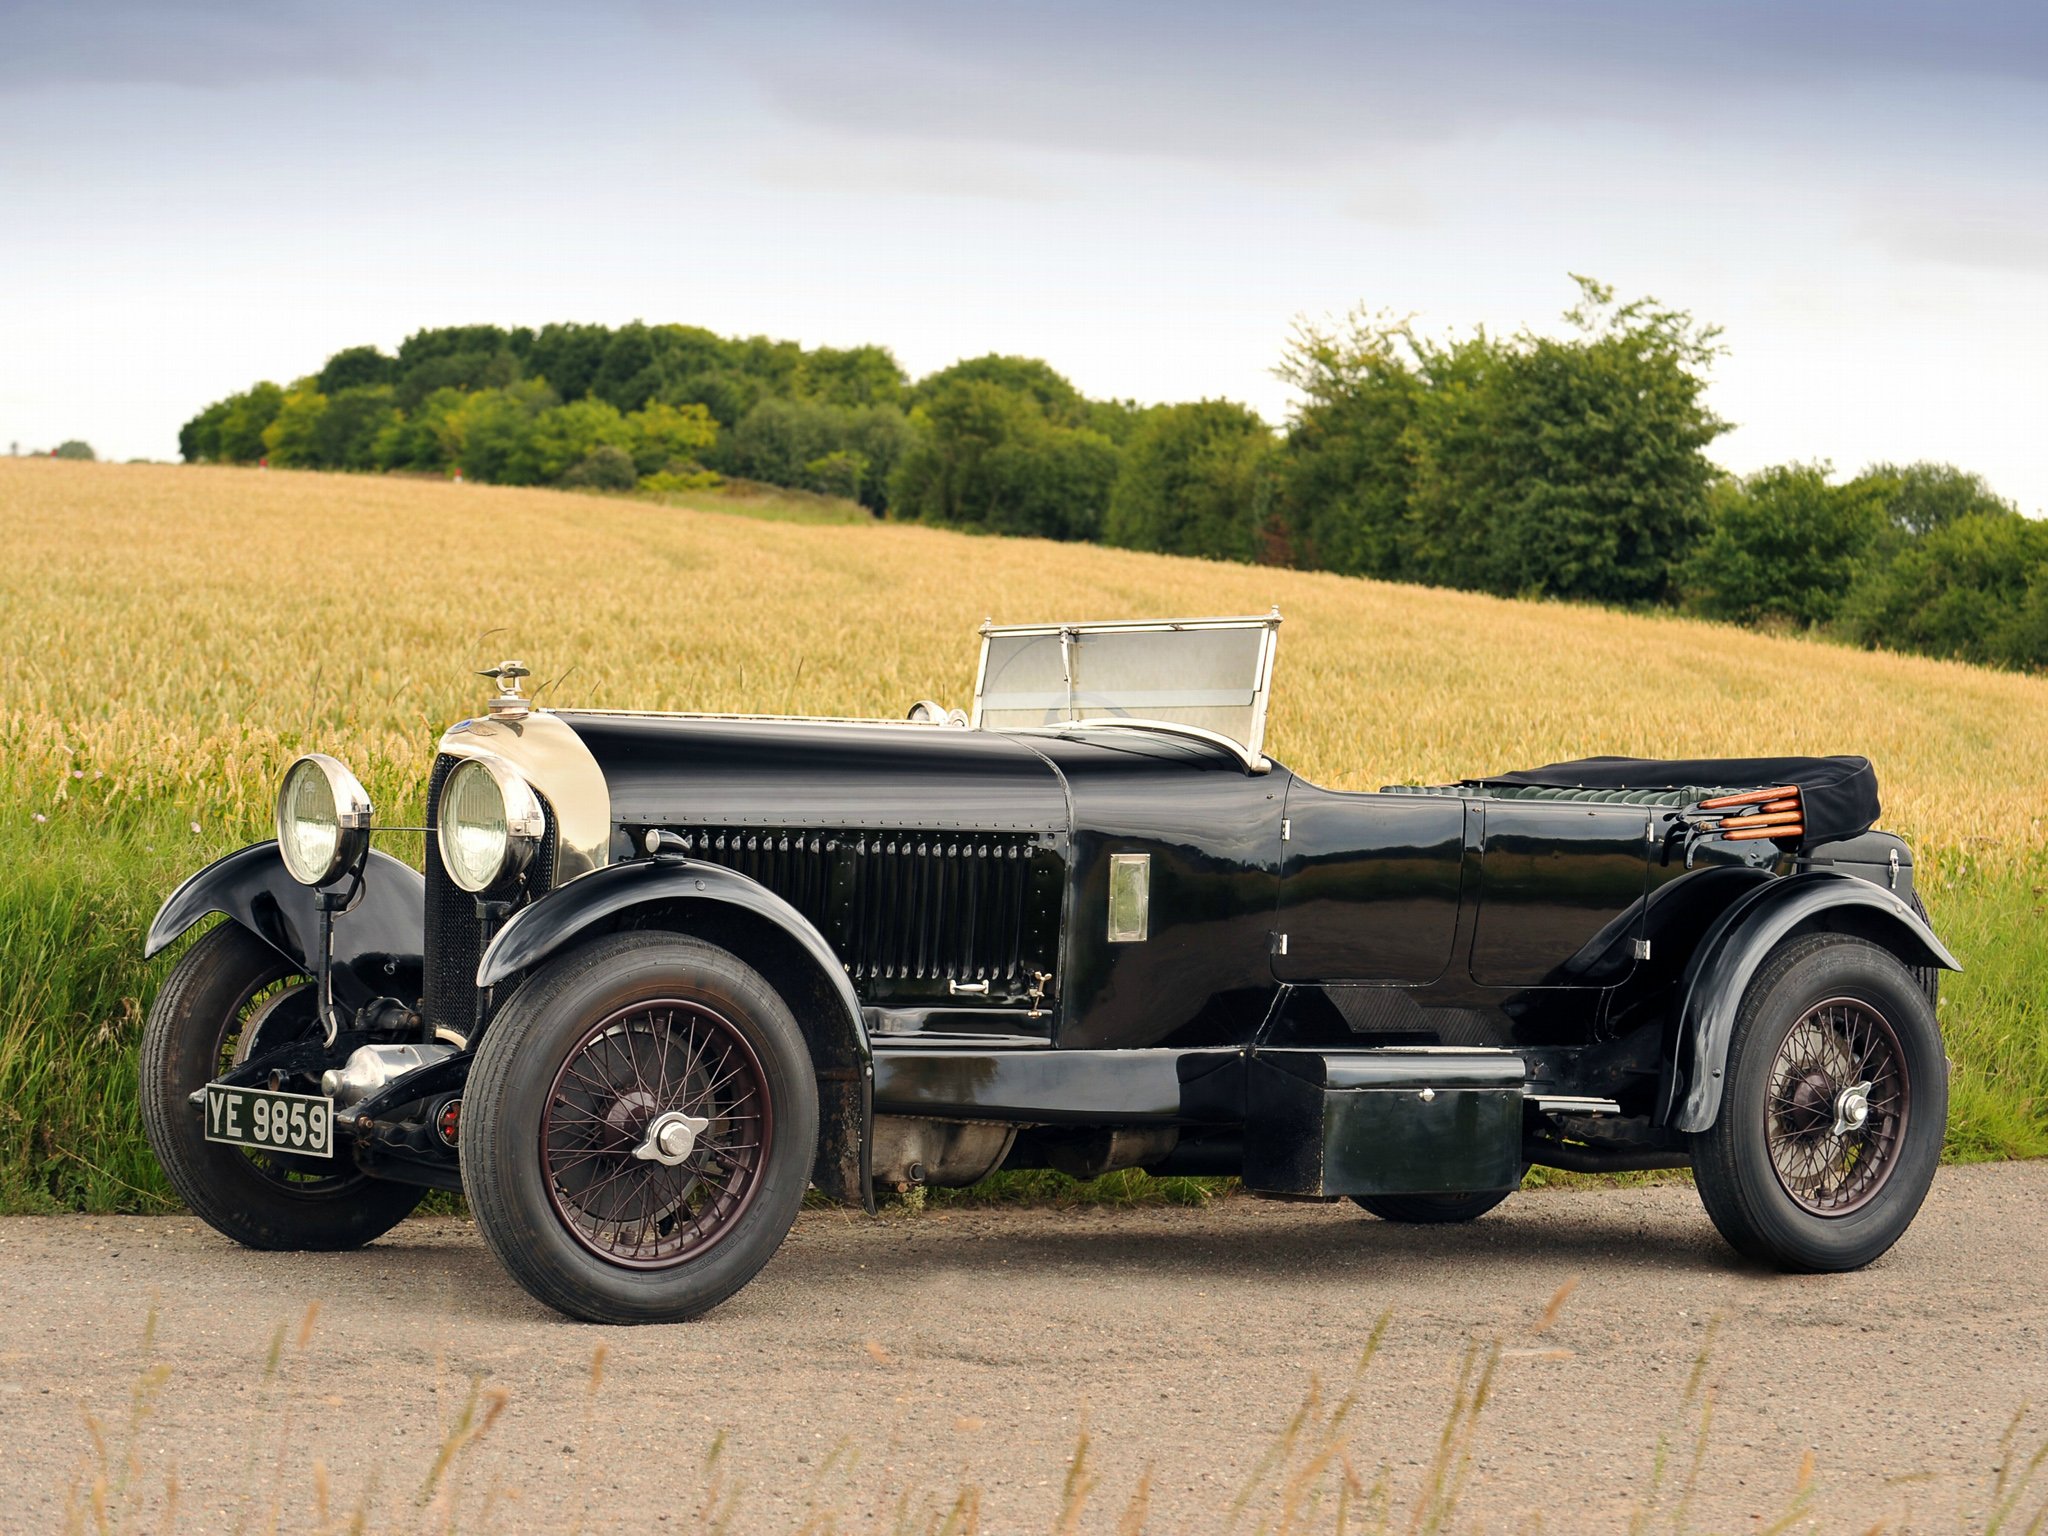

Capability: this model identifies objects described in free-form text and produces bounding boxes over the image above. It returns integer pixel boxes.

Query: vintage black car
[139,614,1958,1323]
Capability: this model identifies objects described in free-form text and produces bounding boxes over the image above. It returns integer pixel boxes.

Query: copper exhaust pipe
[1698,786,1800,810]
[1723,825,1803,842]
[1714,809,1803,830]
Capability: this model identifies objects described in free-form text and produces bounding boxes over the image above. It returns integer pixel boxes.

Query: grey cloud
[710,0,2048,166]
[0,0,451,92]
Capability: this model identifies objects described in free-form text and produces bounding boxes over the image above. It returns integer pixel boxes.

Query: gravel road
[3,1163,2043,1532]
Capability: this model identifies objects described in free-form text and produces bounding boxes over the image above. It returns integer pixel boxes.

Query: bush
[627,400,718,477]
[891,378,1117,540]
[1680,464,1887,629]
[314,385,401,471]
[450,381,556,485]
[216,383,285,464]
[178,401,232,463]
[260,384,328,467]
[52,440,95,461]
[1105,400,1274,562]
[1839,511,2048,669]
[558,444,639,490]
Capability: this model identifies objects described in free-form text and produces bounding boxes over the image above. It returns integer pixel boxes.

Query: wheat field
[7,458,2047,852]
[2,457,2044,1206]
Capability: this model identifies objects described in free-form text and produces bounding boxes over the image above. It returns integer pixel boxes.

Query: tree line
[179,282,2046,671]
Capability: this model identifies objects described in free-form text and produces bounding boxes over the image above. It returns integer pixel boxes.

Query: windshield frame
[970,612,1282,772]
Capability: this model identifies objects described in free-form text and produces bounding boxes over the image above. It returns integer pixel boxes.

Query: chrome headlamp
[275,754,374,888]
[437,755,546,894]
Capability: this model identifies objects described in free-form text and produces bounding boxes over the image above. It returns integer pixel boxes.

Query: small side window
[1108,853,1151,943]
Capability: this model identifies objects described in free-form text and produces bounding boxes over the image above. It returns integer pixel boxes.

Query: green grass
[4,800,2041,1214]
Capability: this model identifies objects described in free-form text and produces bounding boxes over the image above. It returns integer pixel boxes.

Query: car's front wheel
[461,932,818,1324]
[139,922,424,1249]
[1691,934,1946,1272]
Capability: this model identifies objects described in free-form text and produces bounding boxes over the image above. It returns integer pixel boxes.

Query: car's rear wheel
[1353,1188,1514,1224]
[139,922,424,1249]
[461,932,817,1324]
[1691,934,1945,1272]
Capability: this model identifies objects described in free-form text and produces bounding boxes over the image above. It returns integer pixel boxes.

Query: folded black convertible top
[1468,755,1881,843]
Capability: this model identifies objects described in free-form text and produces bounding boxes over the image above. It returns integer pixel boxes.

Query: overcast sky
[4,1,2044,510]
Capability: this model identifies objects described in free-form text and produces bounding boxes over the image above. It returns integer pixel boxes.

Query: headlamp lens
[440,758,513,892]
[275,754,370,887]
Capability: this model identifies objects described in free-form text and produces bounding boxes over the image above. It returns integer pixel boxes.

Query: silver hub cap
[632,1110,711,1167]
[1831,1080,1873,1138]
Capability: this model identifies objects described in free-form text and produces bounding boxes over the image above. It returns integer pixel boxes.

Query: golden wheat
[6,458,2046,870]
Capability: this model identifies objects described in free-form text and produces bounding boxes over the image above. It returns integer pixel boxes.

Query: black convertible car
[140,613,1957,1322]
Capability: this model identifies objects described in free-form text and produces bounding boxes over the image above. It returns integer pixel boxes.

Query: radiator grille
[421,753,558,1035]
[669,827,1057,991]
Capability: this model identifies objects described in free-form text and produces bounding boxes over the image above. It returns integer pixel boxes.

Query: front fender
[1668,871,1960,1133]
[145,844,425,1007]
[476,856,875,1209]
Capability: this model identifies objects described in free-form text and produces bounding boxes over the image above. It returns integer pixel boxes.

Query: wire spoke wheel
[542,999,772,1268]
[1764,996,1910,1216]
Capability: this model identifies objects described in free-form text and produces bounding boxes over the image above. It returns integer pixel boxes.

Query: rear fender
[477,857,875,1210]
[1665,871,1959,1133]
[144,844,424,1008]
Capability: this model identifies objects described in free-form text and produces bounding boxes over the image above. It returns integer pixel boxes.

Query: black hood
[552,713,1069,834]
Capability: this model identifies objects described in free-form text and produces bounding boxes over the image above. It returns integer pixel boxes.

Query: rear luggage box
[1245,1049,1524,1198]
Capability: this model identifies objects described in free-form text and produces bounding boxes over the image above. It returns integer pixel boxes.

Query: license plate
[204,1083,334,1157]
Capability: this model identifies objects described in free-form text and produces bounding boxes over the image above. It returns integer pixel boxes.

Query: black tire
[139,923,424,1249]
[1691,934,1946,1273]
[461,932,818,1324]
[1353,1188,1515,1224]
[1908,891,1942,1013]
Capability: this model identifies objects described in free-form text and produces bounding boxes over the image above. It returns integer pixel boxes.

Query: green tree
[892,379,1115,540]
[373,387,467,471]
[51,439,95,460]
[1275,315,1438,575]
[1428,280,1724,603]
[1277,280,1723,603]
[261,383,329,466]
[316,345,396,395]
[844,405,913,514]
[912,355,1092,427]
[393,326,525,410]
[1839,510,2048,668]
[1679,464,1888,628]
[627,400,718,476]
[559,444,639,490]
[450,381,557,483]
[800,345,906,407]
[723,399,908,512]
[1847,461,2017,539]
[521,399,634,484]
[804,450,868,501]
[179,400,232,462]
[216,382,285,463]
[1105,399,1274,561]
[314,385,401,470]
[730,398,844,486]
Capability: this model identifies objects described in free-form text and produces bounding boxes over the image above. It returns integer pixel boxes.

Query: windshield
[972,615,1280,765]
